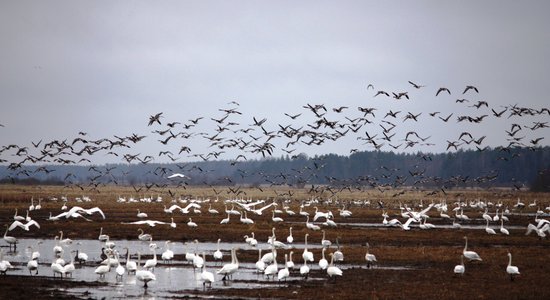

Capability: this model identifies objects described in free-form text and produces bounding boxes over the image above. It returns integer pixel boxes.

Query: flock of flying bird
[0,82,548,292]
[0,81,548,201]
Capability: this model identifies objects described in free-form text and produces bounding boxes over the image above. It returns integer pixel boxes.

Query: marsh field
[0,185,549,300]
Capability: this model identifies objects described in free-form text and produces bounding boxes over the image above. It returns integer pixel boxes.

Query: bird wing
[85,207,106,219]
[8,220,24,231]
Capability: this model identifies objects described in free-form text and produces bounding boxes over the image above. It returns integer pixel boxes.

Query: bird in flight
[463,85,479,94]
[408,81,425,89]
[436,87,451,96]
[148,113,163,126]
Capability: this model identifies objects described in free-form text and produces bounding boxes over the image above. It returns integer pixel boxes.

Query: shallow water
[0,238,346,299]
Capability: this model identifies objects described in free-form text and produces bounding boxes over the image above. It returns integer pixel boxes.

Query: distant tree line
[1,147,549,192]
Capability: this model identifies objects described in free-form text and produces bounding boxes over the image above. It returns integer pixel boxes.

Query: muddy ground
[0,185,549,299]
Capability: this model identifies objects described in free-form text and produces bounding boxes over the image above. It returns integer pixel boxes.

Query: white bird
[98,227,109,242]
[277,254,290,281]
[192,240,204,269]
[485,219,496,235]
[94,256,111,278]
[170,217,177,228]
[286,251,295,269]
[506,252,520,281]
[208,204,219,214]
[264,244,278,279]
[161,241,174,263]
[63,254,75,277]
[167,173,187,179]
[321,230,332,247]
[137,209,148,218]
[333,238,344,262]
[318,247,328,270]
[35,198,42,210]
[244,232,258,247]
[306,215,321,231]
[122,219,167,227]
[13,209,26,221]
[125,248,137,275]
[200,252,215,288]
[74,248,88,264]
[299,206,309,217]
[255,248,266,272]
[187,217,198,228]
[463,236,482,261]
[327,253,343,278]
[138,228,152,241]
[300,257,310,279]
[240,210,254,224]
[116,261,125,280]
[220,213,231,224]
[286,227,294,244]
[452,218,462,229]
[365,242,377,268]
[453,255,465,276]
[51,261,65,278]
[29,197,35,211]
[302,233,314,262]
[144,248,158,271]
[3,223,17,248]
[213,239,223,261]
[65,206,105,219]
[271,210,284,223]
[136,253,156,288]
[525,223,548,238]
[217,248,239,281]
[27,258,38,275]
[8,219,40,231]
[500,219,510,235]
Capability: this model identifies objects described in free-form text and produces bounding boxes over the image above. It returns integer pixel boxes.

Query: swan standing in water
[302,233,314,262]
[136,252,156,288]
[200,252,215,289]
[453,255,465,276]
[255,248,266,273]
[506,252,520,281]
[217,248,239,281]
[213,239,223,262]
[286,251,295,269]
[463,236,482,261]
[286,227,294,244]
[3,225,18,251]
[125,247,137,275]
[365,242,377,268]
[327,253,343,279]
[277,254,290,281]
[138,228,152,241]
[318,247,328,270]
[333,238,344,262]
[485,219,496,235]
[500,219,510,235]
[161,241,174,264]
[264,243,278,279]
[300,257,310,279]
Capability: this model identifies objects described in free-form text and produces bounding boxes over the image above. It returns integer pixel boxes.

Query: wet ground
[0,185,550,299]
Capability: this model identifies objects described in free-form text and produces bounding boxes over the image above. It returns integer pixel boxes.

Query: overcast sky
[1,0,549,164]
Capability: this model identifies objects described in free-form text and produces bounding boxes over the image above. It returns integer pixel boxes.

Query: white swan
[240,211,254,224]
[137,209,148,218]
[321,230,332,247]
[217,248,239,281]
[327,253,343,278]
[161,241,174,263]
[277,254,290,281]
[125,247,137,274]
[365,242,377,268]
[255,248,266,272]
[333,238,344,262]
[98,227,109,242]
[306,215,320,231]
[144,248,157,271]
[272,210,284,223]
[318,247,328,270]
[506,252,520,281]
[138,228,152,241]
[136,252,156,288]
[485,219,496,235]
[286,251,295,269]
[453,255,465,276]
[200,252,215,288]
[300,257,310,279]
[94,256,111,278]
[214,239,223,261]
[3,225,18,251]
[302,233,314,262]
[220,213,230,224]
[286,227,294,244]
[463,236,482,261]
[187,217,198,228]
[500,219,510,235]
[264,243,278,279]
